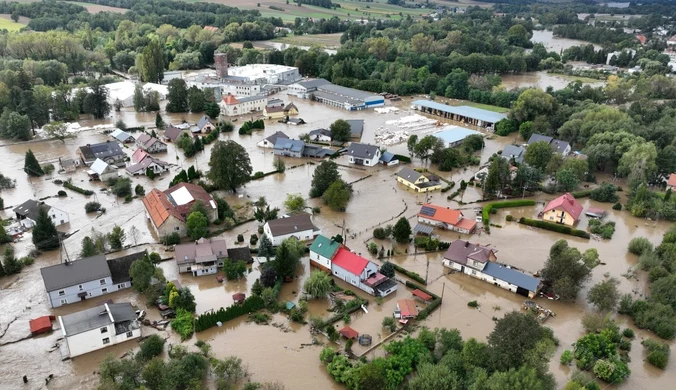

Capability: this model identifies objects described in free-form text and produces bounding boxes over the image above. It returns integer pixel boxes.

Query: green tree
[523,141,553,171]
[487,311,555,372]
[166,79,189,113]
[258,235,274,260]
[329,119,351,142]
[155,113,165,129]
[83,79,110,119]
[463,134,484,152]
[617,142,658,187]
[274,238,303,279]
[587,278,620,312]
[414,135,443,162]
[43,122,70,143]
[138,334,165,361]
[3,247,22,275]
[208,140,252,192]
[561,158,589,182]
[541,240,592,300]
[407,134,418,157]
[133,84,144,112]
[138,38,164,83]
[108,225,126,250]
[129,256,154,292]
[310,160,340,198]
[188,86,206,113]
[80,236,101,257]
[507,24,530,47]
[205,102,220,119]
[0,110,32,140]
[518,121,534,141]
[380,261,395,278]
[284,194,306,212]
[274,157,286,173]
[24,149,44,176]
[142,357,168,390]
[32,207,59,251]
[304,270,332,299]
[186,212,208,240]
[556,168,580,192]
[392,217,411,243]
[483,157,509,199]
[322,179,352,211]
[407,362,460,389]
[485,366,555,390]
[512,89,556,123]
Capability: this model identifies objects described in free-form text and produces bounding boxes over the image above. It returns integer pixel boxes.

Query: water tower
[214,53,228,79]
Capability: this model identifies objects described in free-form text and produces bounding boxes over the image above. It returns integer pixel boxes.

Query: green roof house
[309,234,341,272]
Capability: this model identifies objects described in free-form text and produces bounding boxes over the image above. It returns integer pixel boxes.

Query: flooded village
[1,1,676,390]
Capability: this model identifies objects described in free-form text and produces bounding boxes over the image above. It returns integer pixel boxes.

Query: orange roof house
[417,203,477,234]
[541,193,583,226]
[667,173,676,190]
[396,299,419,319]
[339,326,359,339]
[142,183,217,238]
[222,94,239,105]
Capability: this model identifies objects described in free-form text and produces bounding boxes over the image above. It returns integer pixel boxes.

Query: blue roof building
[411,100,507,127]
[273,138,305,157]
[433,126,483,148]
[379,151,400,166]
[482,263,541,293]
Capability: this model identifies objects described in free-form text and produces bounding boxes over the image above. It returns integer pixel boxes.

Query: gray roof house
[308,128,332,142]
[175,238,228,276]
[111,129,135,143]
[274,138,305,158]
[77,141,126,167]
[347,142,381,167]
[13,199,69,228]
[40,254,131,308]
[346,119,364,140]
[136,134,168,153]
[527,134,571,156]
[195,115,215,134]
[59,302,141,358]
[257,131,289,148]
[501,145,526,164]
[162,126,187,142]
[264,213,321,246]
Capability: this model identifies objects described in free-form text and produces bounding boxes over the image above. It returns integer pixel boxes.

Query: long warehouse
[411,100,507,128]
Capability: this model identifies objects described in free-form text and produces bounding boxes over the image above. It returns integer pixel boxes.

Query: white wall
[48,276,121,308]
[65,323,141,357]
[309,251,332,270]
[442,260,527,296]
[48,206,70,226]
[264,224,318,246]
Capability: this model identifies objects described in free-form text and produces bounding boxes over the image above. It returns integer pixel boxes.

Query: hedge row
[392,263,426,285]
[404,281,442,319]
[482,199,536,232]
[316,298,368,329]
[64,181,93,195]
[194,295,264,332]
[394,154,411,163]
[518,217,590,239]
[250,169,282,181]
[571,190,592,199]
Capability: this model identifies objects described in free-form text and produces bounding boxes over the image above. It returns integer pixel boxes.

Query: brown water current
[0,94,674,389]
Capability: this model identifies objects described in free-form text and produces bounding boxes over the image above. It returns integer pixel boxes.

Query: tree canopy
[208,140,252,192]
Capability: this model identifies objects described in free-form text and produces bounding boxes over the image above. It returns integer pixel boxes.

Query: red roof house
[635,34,647,45]
[339,326,359,339]
[667,173,676,190]
[412,289,433,302]
[417,203,477,234]
[222,94,239,105]
[29,315,54,335]
[541,193,583,226]
[397,299,419,319]
[331,248,370,277]
[142,183,218,237]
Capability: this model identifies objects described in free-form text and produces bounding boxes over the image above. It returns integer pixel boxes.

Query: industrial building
[433,126,483,148]
[411,100,507,128]
[313,84,385,111]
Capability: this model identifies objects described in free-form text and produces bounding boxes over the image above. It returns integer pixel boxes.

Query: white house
[219,94,267,116]
[442,240,541,298]
[309,234,341,273]
[13,199,70,228]
[174,238,228,276]
[308,128,332,143]
[125,155,169,177]
[40,254,130,308]
[346,143,381,167]
[257,131,288,148]
[263,213,320,246]
[110,129,135,144]
[136,134,168,153]
[58,302,141,358]
[330,247,398,297]
[87,158,119,182]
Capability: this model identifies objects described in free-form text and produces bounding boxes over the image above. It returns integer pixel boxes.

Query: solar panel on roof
[420,206,436,216]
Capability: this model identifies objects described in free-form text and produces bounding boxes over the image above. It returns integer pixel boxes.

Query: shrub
[124,194,133,203]
[560,350,574,365]
[518,217,590,239]
[162,232,181,245]
[628,237,652,256]
[391,263,426,285]
[588,219,615,239]
[135,184,145,196]
[84,201,101,213]
[237,234,244,243]
[20,256,34,266]
[622,328,635,338]
[571,190,592,199]
[373,227,388,239]
[467,300,479,308]
[250,234,258,245]
[57,190,67,197]
[312,206,321,214]
[590,183,619,203]
[171,309,195,340]
[382,316,397,332]
[505,215,513,222]
[64,181,93,195]
[194,296,265,332]
[251,171,265,180]
[612,202,622,210]
[138,334,165,361]
[642,339,670,369]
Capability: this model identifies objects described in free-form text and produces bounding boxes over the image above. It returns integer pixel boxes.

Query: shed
[412,289,433,302]
[338,326,359,339]
[413,223,434,236]
[397,299,419,318]
[585,207,607,219]
[29,315,54,335]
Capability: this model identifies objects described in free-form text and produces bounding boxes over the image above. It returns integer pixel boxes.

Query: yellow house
[396,167,442,193]
[264,105,286,120]
[541,193,583,226]
[284,103,299,116]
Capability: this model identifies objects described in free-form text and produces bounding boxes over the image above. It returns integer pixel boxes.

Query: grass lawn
[464,102,510,113]
[272,33,343,48]
[0,17,25,31]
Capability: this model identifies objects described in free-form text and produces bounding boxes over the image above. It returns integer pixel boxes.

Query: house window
[102,337,110,345]
[99,279,106,285]
[117,283,125,289]
[100,327,108,334]
[60,298,68,305]
[126,331,133,338]
[58,290,65,296]
[174,227,180,231]
[78,285,83,291]
[471,270,476,275]
[102,288,108,293]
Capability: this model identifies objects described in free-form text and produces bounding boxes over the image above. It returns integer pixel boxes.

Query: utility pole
[441,282,445,301]
[425,258,430,285]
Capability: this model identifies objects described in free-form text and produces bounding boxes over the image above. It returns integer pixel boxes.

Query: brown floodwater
[0,93,674,389]
[531,30,602,53]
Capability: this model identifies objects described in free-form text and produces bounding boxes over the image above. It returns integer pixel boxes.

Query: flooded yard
[1,93,675,389]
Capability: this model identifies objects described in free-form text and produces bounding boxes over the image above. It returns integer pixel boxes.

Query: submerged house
[273,138,305,158]
[396,167,441,192]
[263,213,320,246]
[257,131,288,148]
[77,141,126,167]
[136,134,168,153]
[346,143,381,167]
[417,203,477,234]
[110,129,135,144]
[175,238,228,276]
[87,158,118,182]
[142,183,218,238]
[527,134,571,156]
[330,247,398,297]
[442,240,541,298]
[309,234,341,273]
[58,302,141,358]
[13,199,69,229]
[541,193,583,226]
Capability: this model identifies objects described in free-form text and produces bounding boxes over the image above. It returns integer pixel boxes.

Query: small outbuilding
[338,326,359,340]
[29,315,54,335]
[233,293,246,304]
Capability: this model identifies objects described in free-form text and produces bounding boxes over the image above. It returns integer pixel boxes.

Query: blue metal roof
[433,126,482,145]
[274,138,304,152]
[412,100,507,124]
[380,151,398,162]
[482,262,541,292]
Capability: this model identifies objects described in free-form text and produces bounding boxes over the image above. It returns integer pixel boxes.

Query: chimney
[464,241,469,248]
[214,52,229,79]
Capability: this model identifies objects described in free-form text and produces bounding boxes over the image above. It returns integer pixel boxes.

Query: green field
[464,102,510,113]
[0,17,26,31]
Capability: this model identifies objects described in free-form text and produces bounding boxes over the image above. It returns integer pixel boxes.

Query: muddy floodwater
[0,93,675,389]
[500,71,605,91]
[531,30,601,53]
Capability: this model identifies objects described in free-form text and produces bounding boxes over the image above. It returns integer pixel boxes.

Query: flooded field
[500,71,605,91]
[1,93,675,389]
[531,30,601,53]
